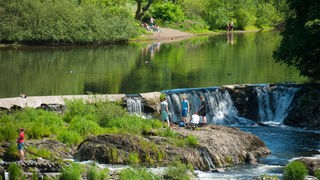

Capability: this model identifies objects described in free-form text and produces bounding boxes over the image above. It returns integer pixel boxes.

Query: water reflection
[227,32,234,45]
[142,42,161,63]
[0,31,306,98]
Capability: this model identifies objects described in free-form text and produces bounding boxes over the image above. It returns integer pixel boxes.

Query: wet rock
[75,125,270,171]
[284,85,320,130]
[296,157,320,175]
[174,125,270,167]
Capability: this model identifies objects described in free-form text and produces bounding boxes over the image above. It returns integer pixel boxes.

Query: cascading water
[255,85,299,124]
[164,87,252,125]
[126,95,143,115]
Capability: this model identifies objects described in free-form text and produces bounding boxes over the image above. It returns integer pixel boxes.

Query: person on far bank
[181,94,190,123]
[198,96,208,124]
[17,128,25,161]
[160,97,170,128]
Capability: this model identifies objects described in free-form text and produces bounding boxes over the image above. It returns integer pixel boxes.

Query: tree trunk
[135,0,153,20]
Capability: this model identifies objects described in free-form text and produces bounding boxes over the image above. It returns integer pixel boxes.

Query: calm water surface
[0,31,306,98]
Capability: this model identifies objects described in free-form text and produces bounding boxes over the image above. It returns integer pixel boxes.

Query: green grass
[283,161,308,180]
[59,162,84,180]
[119,167,161,180]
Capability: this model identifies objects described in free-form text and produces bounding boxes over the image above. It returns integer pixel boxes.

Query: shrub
[8,163,25,180]
[68,116,102,137]
[119,167,161,180]
[86,163,109,180]
[315,169,320,180]
[127,152,141,165]
[149,2,185,23]
[283,161,308,180]
[184,135,198,147]
[25,146,54,160]
[164,160,194,180]
[57,131,83,147]
[0,0,139,44]
[59,163,84,180]
[94,101,128,127]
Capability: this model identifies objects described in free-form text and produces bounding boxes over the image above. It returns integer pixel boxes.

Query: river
[0,31,306,98]
[1,31,317,179]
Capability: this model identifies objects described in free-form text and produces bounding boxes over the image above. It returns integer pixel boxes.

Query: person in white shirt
[187,112,200,127]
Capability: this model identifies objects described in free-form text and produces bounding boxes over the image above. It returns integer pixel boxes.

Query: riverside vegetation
[0,0,288,44]
[0,100,198,179]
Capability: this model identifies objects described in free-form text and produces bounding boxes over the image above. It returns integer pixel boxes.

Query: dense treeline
[0,0,288,44]
[0,0,139,44]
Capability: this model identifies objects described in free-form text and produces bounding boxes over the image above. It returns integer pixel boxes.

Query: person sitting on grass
[187,112,200,128]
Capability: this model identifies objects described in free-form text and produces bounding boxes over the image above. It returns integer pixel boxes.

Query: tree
[273,0,320,82]
[135,0,154,20]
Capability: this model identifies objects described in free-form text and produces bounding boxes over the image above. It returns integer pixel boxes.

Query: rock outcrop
[75,125,270,171]
[284,85,320,130]
[296,157,320,175]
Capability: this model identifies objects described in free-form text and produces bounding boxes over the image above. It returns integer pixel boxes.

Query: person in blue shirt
[181,94,190,123]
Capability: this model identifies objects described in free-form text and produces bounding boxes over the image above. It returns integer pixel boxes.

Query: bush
[184,135,198,147]
[59,163,84,180]
[164,160,194,180]
[127,152,141,165]
[57,131,83,147]
[149,2,185,24]
[0,0,139,44]
[119,167,161,180]
[86,163,109,180]
[8,163,25,180]
[68,115,102,137]
[315,169,320,180]
[283,161,308,180]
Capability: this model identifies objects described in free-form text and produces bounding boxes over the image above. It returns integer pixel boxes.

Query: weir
[125,94,143,115]
[163,84,300,126]
[255,86,299,124]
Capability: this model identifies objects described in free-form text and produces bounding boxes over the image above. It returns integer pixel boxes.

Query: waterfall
[199,147,216,171]
[164,87,252,125]
[255,85,299,124]
[126,95,143,115]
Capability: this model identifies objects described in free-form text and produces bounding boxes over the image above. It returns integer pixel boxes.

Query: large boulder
[284,85,320,130]
[174,126,270,167]
[296,157,320,175]
[75,125,270,171]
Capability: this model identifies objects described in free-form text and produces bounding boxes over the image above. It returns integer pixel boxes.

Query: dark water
[0,31,306,98]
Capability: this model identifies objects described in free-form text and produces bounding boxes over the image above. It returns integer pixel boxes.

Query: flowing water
[0,31,306,98]
[163,85,320,179]
[0,31,316,179]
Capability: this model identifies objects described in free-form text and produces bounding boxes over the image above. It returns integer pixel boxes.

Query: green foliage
[283,161,308,180]
[273,0,320,82]
[57,131,83,147]
[127,152,141,165]
[164,160,194,180]
[8,163,25,180]
[86,163,109,180]
[0,0,139,44]
[25,146,54,160]
[233,9,250,30]
[94,101,128,127]
[119,167,161,180]
[315,169,320,180]
[68,115,102,137]
[4,144,20,161]
[59,162,84,180]
[149,2,185,24]
[184,135,198,147]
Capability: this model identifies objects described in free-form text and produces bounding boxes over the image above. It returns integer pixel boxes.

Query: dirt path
[141,27,196,43]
